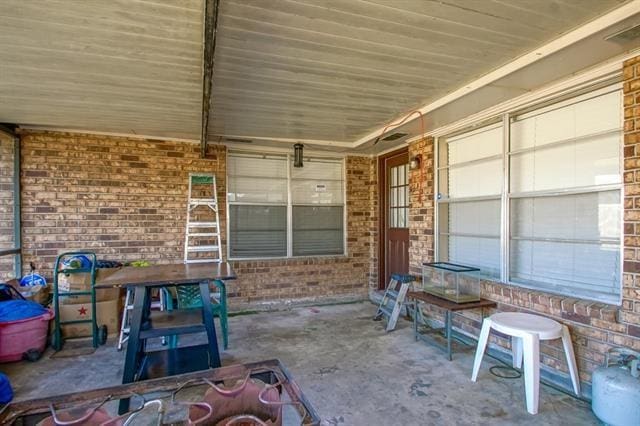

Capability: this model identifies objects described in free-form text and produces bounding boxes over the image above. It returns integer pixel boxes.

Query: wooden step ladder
[184,173,222,263]
[374,274,415,331]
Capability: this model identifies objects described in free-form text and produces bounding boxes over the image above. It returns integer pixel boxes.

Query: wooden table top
[95,262,236,288]
[407,291,497,311]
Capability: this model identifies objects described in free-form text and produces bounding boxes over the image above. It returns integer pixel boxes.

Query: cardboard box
[57,268,120,304]
[56,298,120,339]
[6,278,50,305]
[18,284,50,305]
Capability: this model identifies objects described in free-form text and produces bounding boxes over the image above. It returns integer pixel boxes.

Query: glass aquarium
[422,262,481,303]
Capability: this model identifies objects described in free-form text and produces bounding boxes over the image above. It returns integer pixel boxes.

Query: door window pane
[389,164,409,228]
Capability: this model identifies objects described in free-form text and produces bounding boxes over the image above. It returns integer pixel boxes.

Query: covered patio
[1,1,640,424]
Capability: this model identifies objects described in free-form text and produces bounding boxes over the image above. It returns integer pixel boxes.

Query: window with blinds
[437,124,503,277]
[227,154,288,258]
[436,86,623,304]
[227,152,345,259]
[509,89,622,303]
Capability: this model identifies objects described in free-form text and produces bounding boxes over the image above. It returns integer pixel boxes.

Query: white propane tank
[592,348,640,426]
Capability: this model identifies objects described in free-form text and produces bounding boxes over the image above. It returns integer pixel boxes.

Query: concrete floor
[3,301,598,425]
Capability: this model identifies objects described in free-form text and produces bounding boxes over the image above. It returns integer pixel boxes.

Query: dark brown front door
[379,149,409,289]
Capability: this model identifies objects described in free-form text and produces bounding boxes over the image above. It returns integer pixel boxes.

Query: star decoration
[78,306,88,316]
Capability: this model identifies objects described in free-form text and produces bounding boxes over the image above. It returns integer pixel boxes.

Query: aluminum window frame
[435,84,624,305]
[227,151,347,261]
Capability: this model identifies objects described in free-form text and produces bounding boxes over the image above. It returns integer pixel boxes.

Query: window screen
[510,192,620,300]
[229,205,287,258]
[293,206,344,256]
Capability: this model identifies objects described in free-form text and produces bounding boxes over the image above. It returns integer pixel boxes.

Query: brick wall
[230,156,375,305]
[0,133,16,281]
[405,57,640,389]
[19,131,226,276]
[14,131,374,307]
[408,137,435,276]
[622,55,640,339]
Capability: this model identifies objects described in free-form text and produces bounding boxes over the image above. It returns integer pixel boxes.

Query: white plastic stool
[471,312,580,414]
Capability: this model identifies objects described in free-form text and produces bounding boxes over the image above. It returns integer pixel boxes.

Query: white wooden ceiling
[208,0,629,143]
[0,0,203,140]
[0,0,633,146]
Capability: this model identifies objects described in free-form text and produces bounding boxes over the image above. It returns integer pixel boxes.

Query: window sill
[479,279,620,326]
[228,253,349,262]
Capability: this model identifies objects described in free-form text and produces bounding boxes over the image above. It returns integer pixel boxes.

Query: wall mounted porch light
[410,154,422,170]
[294,143,304,168]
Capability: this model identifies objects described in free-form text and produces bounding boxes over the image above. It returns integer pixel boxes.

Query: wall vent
[382,132,408,141]
[224,137,253,144]
[605,23,640,44]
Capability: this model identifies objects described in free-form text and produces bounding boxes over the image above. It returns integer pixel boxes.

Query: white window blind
[509,89,622,303]
[291,158,344,256]
[227,155,288,204]
[291,160,344,205]
[228,152,345,259]
[293,206,344,256]
[438,124,503,277]
[229,205,287,258]
[227,154,288,258]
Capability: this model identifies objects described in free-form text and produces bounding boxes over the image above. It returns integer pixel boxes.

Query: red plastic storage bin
[0,308,53,362]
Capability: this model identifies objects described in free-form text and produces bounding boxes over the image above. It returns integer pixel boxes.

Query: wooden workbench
[97,262,236,413]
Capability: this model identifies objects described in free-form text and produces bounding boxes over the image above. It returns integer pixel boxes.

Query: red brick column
[623,56,640,338]
[407,137,435,276]
[0,133,16,281]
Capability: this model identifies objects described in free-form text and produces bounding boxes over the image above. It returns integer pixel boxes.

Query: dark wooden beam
[0,123,17,137]
[200,0,220,158]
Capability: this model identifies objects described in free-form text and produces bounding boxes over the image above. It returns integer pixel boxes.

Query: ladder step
[188,222,218,228]
[383,300,396,311]
[375,281,411,332]
[187,245,220,252]
[185,258,221,263]
[187,232,219,237]
[386,290,399,300]
[378,306,392,317]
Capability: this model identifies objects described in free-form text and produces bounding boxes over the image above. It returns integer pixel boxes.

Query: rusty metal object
[189,376,283,425]
[0,360,320,426]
